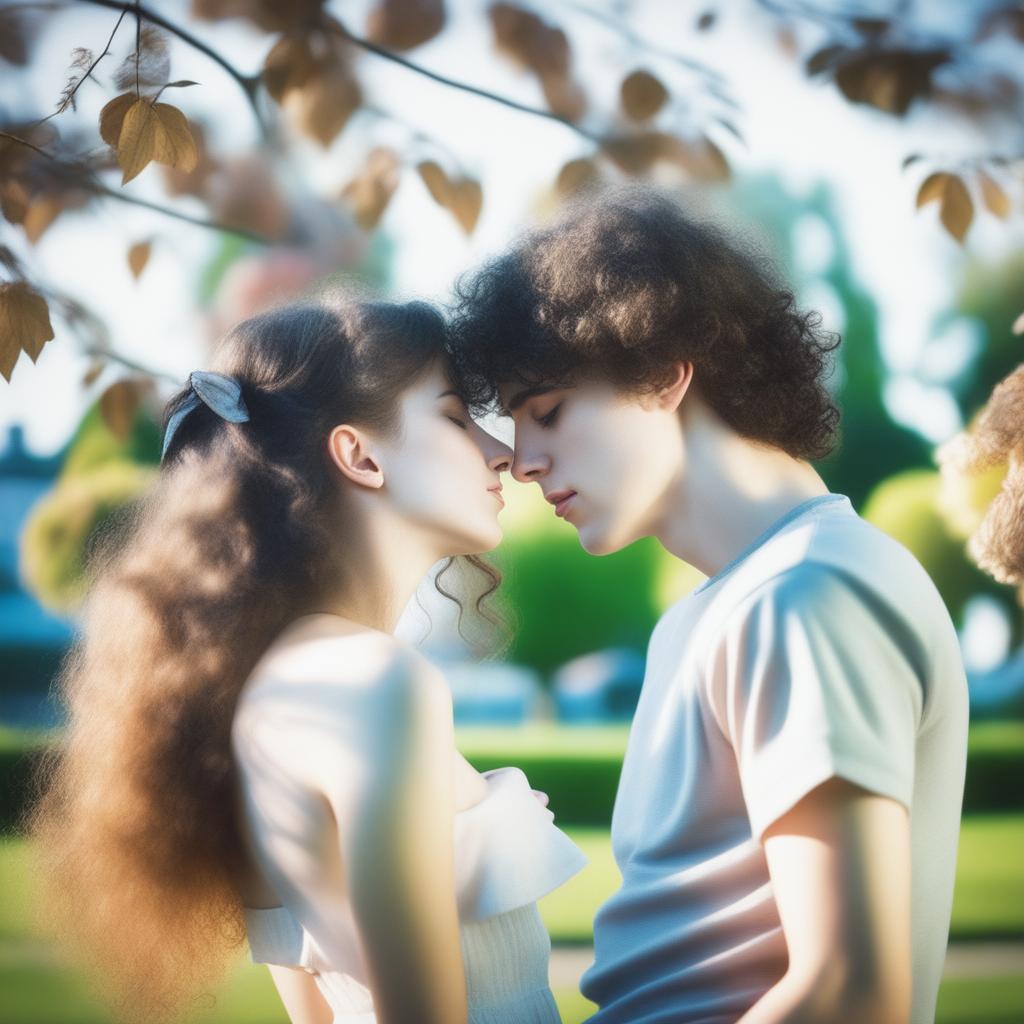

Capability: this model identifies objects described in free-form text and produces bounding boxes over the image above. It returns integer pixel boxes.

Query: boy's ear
[658,361,694,412]
[328,424,385,489]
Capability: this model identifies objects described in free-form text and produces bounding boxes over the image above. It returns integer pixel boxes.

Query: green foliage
[862,468,1007,627]
[17,394,161,614]
[18,461,156,613]
[3,722,1020,836]
[490,533,662,677]
[731,176,932,507]
[59,399,161,479]
[948,250,1024,422]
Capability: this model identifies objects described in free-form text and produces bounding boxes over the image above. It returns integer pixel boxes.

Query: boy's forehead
[497,382,554,414]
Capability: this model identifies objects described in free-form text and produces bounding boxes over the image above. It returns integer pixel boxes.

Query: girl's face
[374,359,512,556]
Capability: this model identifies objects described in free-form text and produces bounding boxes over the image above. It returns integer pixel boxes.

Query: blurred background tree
[1,0,1022,681]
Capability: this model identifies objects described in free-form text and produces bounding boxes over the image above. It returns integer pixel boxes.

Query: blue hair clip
[160,370,250,461]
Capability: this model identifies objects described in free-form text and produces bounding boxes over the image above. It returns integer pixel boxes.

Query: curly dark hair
[448,183,841,461]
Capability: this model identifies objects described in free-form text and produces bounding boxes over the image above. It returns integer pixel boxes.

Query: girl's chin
[445,523,504,557]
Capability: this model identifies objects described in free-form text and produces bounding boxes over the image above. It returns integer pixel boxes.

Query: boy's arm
[735,776,912,1024]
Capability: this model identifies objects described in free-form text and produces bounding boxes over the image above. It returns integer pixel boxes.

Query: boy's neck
[651,414,830,580]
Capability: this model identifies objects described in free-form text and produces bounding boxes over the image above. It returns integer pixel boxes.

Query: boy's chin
[576,522,628,557]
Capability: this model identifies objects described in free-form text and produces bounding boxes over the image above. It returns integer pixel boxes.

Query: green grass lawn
[2,813,1022,1023]
[0,959,1021,1024]
[539,814,1024,943]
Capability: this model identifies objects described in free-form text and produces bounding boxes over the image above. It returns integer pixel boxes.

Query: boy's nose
[510,449,549,482]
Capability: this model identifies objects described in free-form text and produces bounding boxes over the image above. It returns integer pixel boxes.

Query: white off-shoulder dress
[234,676,588,1024]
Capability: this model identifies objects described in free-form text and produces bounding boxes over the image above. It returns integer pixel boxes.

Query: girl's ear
[658,361,694,412]
[327,424,385,489]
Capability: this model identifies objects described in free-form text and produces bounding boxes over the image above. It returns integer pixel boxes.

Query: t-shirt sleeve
[704,563,925,841]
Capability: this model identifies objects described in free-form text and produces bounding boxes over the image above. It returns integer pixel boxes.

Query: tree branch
[41,6,129,121]
[74,0,267,137]
[558,0,730,89]
[81,344,179,384]
[0,131,274,244]
[331,22,604,144]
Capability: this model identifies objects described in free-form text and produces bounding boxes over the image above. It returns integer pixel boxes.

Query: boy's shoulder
[667,497,950,650]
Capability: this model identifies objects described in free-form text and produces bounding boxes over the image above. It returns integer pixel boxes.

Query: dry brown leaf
[555,157,599,198]
[696,137,730,181]
[128,240,152,280]
[0,180,30,225]
[939,175,973,243]
[262,35,317,102]
[600,131,682,174]
[99,92,138,148]
[117,99,198,184]
[0,8,35,66]
[100,380,142,440]
[916,171,952,208]
[284,57,362,147]
[82,357,106,388]
[449,177,482,235]
[978,169,1011,219]
[489,3,546,71]
[489,2,583,117]
[620,69,668,122]
[539,69,587,122]
[417,160,452,206]
[161,121,218,197]
[21,192,89,244]
[149,104,198,169]
[341,147,401,230]
[205,156,290,240]
[0,281,54,381]
[366,0,445,50]
[192,0,325,33]
[833,48,951,116]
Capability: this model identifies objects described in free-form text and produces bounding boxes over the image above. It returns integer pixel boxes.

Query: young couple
[29,186,968,1024]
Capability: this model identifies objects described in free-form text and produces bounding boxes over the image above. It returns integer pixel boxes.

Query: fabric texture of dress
[241,764,588,1024]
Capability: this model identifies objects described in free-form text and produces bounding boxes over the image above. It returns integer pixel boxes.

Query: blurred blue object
[440,660,547,725]
[552,647,647,723]
[0,426,76,717]
[967,646,1024,719]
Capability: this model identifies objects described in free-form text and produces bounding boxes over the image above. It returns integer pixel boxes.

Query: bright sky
[1,0,1020,456]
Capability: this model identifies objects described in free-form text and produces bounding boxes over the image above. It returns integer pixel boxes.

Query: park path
[548,942,1024,990]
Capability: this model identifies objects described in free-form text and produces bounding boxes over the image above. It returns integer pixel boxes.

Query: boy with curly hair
[448,185,969,1024]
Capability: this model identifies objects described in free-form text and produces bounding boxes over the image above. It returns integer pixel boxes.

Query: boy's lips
[545,489,577,517]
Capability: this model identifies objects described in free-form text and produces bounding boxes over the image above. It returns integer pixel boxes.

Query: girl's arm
[265,965,335,1024]
[337,649,468,1024]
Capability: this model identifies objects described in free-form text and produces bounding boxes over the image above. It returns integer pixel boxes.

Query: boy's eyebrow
[503,384,557,414]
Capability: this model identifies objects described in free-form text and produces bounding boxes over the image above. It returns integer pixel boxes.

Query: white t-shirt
[579,493,969,1024]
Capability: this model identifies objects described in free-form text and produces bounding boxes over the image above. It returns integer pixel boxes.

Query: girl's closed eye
[446,414,469,430]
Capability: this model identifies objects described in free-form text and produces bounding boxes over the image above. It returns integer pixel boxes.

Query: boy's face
[498,374,686,555]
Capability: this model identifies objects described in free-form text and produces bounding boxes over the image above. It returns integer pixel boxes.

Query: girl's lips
[554,492,576,518]
[490,490,505,508]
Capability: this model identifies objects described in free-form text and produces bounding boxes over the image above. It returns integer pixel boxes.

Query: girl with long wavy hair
[23,295,588,1024]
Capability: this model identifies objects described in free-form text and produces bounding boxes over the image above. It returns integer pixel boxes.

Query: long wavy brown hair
[21,294,503,1023]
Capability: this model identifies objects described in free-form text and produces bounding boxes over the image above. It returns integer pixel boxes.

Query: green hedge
[1,721,1021,834]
